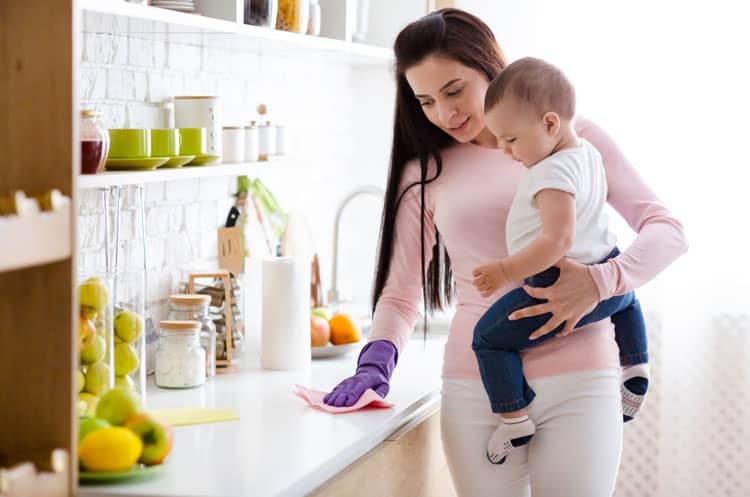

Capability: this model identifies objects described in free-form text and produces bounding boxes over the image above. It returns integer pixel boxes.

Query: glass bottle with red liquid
[80,110,109,174]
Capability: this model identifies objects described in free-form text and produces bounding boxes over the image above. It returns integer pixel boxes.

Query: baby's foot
[487,415,535,464]
[622,363,650,422]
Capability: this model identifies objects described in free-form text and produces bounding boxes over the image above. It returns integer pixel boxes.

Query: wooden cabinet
[310,411,457,497]
[0,0,76,493]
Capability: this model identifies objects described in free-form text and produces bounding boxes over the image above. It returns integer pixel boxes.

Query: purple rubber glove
[323,340,398,407]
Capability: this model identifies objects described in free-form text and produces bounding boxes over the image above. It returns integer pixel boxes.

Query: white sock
[486,414,535,464]
[622,363,650,422]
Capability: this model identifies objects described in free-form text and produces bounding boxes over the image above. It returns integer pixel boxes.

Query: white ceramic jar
[244,122,260,162]
[258,121,276,160]
[174,96,222,158]
[274,124,287,155]
[222,126,245,163]
[155,320,206,389]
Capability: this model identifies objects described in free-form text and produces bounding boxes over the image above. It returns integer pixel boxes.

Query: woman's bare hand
[508,258,601,340]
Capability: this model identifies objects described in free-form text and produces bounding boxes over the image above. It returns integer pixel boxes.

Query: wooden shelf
[77,160,286,189]
[78,0,394,65]
[0,207,73,273]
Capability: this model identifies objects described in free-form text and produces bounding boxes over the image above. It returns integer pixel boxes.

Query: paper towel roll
[261,257,311,370]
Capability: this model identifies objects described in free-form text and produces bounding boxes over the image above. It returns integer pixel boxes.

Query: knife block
[217,226,243,275]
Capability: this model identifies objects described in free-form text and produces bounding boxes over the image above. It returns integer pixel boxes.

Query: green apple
[125,414,174,465]
[115,374,135,390]
[80,335,106,365]
[311,307,332,321]
[85,361,112,397]
[114,310,144,343]
[81,306,98,323]
[114,343,139,377]
[79,316,96,353]
[79,279,109,312]
[78,392,100,418]
[78,417,111,442]
[96,387,143,426]
[77,369,86,393]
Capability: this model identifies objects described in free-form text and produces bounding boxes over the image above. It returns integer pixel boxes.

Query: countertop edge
[277,389,442,497]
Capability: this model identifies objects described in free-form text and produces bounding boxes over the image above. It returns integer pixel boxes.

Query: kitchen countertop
[79,333,447,497]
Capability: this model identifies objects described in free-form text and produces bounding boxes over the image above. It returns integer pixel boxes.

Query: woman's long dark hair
[372,9,507,330]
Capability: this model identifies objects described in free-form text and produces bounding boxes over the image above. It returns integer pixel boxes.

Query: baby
[471,57,650,464]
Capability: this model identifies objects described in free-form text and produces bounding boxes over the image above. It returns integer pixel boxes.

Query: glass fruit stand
[77,186,149,410]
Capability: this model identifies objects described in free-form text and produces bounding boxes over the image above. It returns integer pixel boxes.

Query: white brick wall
[78,12,396,333]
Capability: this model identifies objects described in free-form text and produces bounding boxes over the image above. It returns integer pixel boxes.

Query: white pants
[441,368,622,497]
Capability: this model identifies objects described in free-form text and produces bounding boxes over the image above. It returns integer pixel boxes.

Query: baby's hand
[472,261,509,298]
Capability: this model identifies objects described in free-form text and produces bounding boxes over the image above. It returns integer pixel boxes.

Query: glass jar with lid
[276,0,310,33]
[155,321,206,389]
[80,110,109,175]
[244,0,278,28]
[168,294,216,379]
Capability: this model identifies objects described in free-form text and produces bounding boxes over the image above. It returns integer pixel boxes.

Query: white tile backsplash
[78,12,396,322]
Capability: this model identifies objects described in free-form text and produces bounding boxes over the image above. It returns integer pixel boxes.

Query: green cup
[107,129,151,158]
[151,128,182,157]
[178,128,207,156]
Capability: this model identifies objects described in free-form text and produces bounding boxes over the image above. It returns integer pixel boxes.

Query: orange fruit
[328,313,361,345]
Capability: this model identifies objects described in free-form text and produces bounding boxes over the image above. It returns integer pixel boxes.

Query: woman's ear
[542,112,561,136]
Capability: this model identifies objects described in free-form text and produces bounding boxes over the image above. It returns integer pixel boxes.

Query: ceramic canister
[245,122,260,162]
[274,124,287,155]
[258,121,276,160]
[222,126,245,163]
[174,96,222,157]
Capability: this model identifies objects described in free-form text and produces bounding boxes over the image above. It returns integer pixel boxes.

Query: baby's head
[484,57,576,167]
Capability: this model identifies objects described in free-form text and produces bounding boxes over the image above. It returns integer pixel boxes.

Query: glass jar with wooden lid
[168,294,216,379]
[155,321,205,389]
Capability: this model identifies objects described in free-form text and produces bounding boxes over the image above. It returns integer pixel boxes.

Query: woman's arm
[509,118,688,338]
[579,118,688,299]
[369,173,437,354]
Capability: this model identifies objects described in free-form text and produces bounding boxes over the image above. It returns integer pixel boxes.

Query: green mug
[151,128,182,157]
[108,129,150,158]
[178,128,207,156]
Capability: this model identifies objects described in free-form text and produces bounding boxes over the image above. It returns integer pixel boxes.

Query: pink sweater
[369,118,688,380]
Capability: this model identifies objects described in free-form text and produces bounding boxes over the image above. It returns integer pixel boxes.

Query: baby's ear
[542,112,561,135]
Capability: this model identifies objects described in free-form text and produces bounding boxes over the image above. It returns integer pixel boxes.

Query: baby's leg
[610,295,650,421]
[486,407,535,464]
[474,286,559,464]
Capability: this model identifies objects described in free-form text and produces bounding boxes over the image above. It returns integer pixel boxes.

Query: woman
[323,8,687,497]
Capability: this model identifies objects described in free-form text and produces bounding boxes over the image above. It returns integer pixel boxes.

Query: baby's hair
[484,57,576,120]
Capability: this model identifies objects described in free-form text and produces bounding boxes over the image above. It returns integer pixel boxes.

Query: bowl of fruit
[310,307,363,359]
[78,388,173,483]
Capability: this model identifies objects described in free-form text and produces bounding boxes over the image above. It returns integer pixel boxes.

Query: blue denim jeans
[471,248,649,413]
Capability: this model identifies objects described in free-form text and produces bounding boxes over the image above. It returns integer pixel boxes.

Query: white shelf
[0,207,73,273]
[78,0,394,65]
[77,160,283,189]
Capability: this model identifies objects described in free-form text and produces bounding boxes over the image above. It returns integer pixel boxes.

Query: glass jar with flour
[155,321,205,389]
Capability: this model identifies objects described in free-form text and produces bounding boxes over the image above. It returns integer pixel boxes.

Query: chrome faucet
[327,185,385,306]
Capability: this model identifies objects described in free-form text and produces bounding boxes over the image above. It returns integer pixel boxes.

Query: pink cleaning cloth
[293,384,394,413]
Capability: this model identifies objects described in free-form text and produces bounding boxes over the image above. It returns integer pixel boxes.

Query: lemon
[78,427,143,472]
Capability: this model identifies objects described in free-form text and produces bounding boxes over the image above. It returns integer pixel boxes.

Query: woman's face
[405,55,494,145]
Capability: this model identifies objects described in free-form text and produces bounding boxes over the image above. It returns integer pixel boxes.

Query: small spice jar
[168,294,217,379]
[155,321,206,389]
